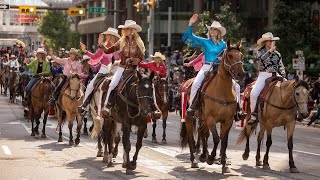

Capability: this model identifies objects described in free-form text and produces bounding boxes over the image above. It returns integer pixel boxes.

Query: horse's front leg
[207,120,220,165]
[220,121,232,173]
[35,114,40,135]
[263,129,273,170]
[199,121,209,163]
[131,123,147,171]
[75,114,82,146]
[162,111,168,144]
[67,112,74,146]
[256,125,265,166]
[83,116,88,136]
[41,110,49,138]
[122,124,133,175]
[185,117,198,168]
[287,124,299,173]
[152,118,157,143]
[30,110,35,136]
[97,134,104,157]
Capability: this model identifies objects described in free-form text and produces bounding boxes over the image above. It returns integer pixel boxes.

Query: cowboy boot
[234,103,246,122]
[247,112,257,125]
[101,90,116,117]
[49,91,59,106]
[187,90,200,117]
[78,93,93,114]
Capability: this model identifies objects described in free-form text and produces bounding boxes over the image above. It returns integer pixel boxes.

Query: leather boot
[187,90,200,117]
[234,103,246,122]
[78,93,93,114]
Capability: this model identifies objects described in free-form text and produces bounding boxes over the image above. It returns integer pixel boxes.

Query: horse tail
[236,122,258,145]
[180,122,188,149]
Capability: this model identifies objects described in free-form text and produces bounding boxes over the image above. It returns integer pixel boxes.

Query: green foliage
[37,10,80,51]
[270,1,320,70]
[214,3,241,42]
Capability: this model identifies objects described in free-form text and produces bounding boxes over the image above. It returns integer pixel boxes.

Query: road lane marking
[294,150,320,157]
[20,122,31,134]
[2,145,12,155]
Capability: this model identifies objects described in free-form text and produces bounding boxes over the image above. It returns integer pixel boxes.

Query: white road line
[20,122,31,134]
[294,150,320,157]
[2,145,12,155]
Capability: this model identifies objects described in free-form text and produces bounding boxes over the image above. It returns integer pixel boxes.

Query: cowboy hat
[206,21,226,36]
[68,48,81,57]
[9,55,16,59]
[151,52,166,61]
[82,55,90,61]
[36,48,47,55]
[118,20,142,32]
[257,32,280,47]
[102,27,121,39]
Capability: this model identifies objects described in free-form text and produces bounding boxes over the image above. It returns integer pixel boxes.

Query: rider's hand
[98,34,104,44]
[189,14,198,26]
[80,42,87,53]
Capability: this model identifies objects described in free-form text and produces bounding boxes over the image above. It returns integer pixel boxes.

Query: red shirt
[139,61,167,78]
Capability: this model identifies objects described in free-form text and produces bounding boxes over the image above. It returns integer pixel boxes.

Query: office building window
[2,12,6,25]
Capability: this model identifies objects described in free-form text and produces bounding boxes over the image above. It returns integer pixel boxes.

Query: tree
[270,1,320,75]
[37,10,80,51]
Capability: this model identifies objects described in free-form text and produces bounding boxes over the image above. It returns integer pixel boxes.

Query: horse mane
[296,80,309,90]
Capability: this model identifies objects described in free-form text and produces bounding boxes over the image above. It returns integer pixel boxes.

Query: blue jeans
[26,76,40,97]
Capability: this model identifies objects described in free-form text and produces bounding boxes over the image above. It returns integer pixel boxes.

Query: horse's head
[136,71,154,115]
[222,40,245,81]
[293,77,309,119]
[40,77,53,101]
[69,74,81,100]
[172,67,184,85]
[154,77,169,104]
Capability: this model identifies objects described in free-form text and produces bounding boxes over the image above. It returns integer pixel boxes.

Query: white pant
[152,84,160,111]
[189,64,212,105]
[104,67,125,106]
[83,65,110,106]
[232,79,241,105]
[250,72,273,113]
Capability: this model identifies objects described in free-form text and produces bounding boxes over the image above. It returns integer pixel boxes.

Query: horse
[20,74,30,100]
[8,67,19,103]
[237,77,309,173]
[151,77,169,144]
[0,65,9,95]
[29,76,53,138]
[56,74,84,146]
[108,70,155,175]
[180,40,245,173]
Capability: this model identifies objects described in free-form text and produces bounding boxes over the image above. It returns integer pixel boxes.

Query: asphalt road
[0,95,319,180]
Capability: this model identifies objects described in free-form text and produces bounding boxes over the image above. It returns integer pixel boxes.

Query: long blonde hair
[104,35,119,48]
[208,29,222,44]
[119,29,145,55]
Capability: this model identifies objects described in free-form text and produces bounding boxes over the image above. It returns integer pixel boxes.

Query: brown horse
[0,66,9,95]
[8,67,19,103]
[56,74,84,146]
[180,40,245,173]
[29,77,53,138]
[237,77,309,173]
[151,77,170,144]
[108,70,154,175]
[20,74,30,100]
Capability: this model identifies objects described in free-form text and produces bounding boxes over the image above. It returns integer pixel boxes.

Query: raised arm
[182,14,207,48]
[50,48,67,65]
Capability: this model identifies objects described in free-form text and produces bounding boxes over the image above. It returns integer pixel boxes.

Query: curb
[296,121,320,128]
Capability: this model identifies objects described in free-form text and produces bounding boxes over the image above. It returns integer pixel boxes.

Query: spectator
[307,101,320,126]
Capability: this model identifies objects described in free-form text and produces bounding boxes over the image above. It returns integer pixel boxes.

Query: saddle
[30,79,42,92]
[93,73,108,93]
[61,78,71,93]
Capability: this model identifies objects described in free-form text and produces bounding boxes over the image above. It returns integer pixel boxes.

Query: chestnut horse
[151,77,169,144]
[237,77,309,173]
[56,74,84,146]
[0,65,8,94]
[8,67,19,103]
[29,76,53,138]
[180,40,245,173]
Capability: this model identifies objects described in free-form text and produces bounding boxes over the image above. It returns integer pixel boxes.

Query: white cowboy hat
[118,20,142,32]
[257,32,280,47]
[206,21,226,36]
[9,55,16,59]
[36,48,47,55]
[69,48,81,57]
[150,52,166,61]
[102,27,121,39]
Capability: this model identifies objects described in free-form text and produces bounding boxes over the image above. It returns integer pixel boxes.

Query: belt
[204,62,212,65]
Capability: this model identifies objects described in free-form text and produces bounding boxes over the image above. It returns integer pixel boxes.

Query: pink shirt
[187,53,204,71]
[86,49,120,66]
[51,55,83,77]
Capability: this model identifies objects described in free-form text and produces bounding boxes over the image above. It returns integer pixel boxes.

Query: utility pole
[148,7,154,59]
[113,0,117,28]
[167,0,172,84]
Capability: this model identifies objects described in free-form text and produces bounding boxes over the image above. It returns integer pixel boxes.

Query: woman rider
[183,14,227,116]
[23,48,52,107]
[247,32,285,124]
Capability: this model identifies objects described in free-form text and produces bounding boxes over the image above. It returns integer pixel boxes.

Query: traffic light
[133,2,143,12]
[19,6,36,14]
[68,8,86,16]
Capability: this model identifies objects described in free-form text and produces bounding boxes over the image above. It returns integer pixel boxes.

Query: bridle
[222,49,243,79]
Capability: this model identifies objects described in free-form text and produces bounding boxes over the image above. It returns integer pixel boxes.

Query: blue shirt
[183,26,226,63]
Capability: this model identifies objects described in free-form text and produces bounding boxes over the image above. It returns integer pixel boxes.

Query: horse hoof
[152,138,158,143]
[199,154,207,163]
[31,132,35,136]
[97,151,104,157]
[143,132,148,138]
[290,167,299,173]
[35,131,40,135]
[69,141,74,146]
[107,161,114,167]
[130,161,137,170]
[75,139,80,146]
[256,161,263,167]
[41,134,46,139]
[162,139,167,144]
[206,155,214,165]
[263,164,270,170]
[242,152,249,160]
[58,138,63,142]
[222,167,231,173]
[191,162,199,168]
[122,163,127,169]
[126,169,134,175]
[196,149,201,154]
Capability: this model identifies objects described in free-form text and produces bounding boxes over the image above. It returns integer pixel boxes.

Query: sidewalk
[297,119,320,128]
